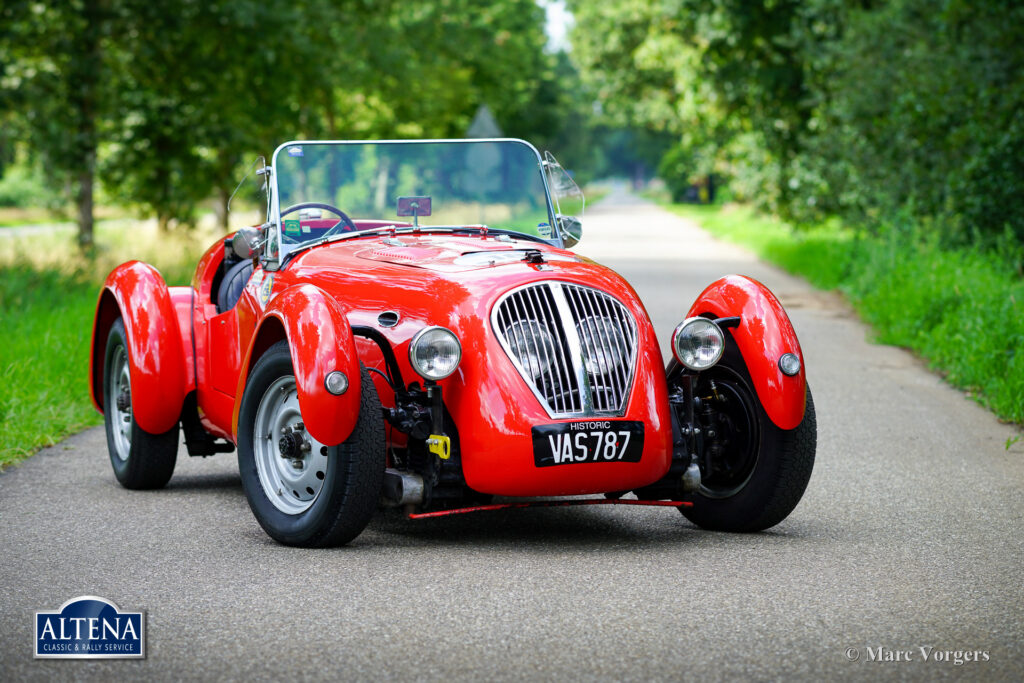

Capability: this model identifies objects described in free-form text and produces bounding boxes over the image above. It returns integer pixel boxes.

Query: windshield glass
[269,139,555,262]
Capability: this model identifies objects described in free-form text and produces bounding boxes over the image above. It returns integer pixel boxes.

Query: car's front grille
[491,282,638,418]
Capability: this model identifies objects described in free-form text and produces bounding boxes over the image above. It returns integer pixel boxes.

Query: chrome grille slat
[523,286,555,411]
[595,286,629,403]
[492,281,638,418]
[595,290,622,406]
[587,287,617,411]
[575,287,606,411]
[513,292,541,381]
[537,285,578,414]
[558,285,591,412]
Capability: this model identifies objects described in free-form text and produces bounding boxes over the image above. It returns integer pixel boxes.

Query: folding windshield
[266,139,556,265]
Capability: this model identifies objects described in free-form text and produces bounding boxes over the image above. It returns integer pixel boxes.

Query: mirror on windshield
[543,152,585,247]
[231,226,265,260]
[397,196,432,228]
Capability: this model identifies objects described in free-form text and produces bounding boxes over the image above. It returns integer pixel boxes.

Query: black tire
[102,318,179,489]
[677,344,816,532]
[237,341,384,547]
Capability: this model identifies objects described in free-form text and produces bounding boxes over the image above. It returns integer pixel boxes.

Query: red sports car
[90,139,815,546]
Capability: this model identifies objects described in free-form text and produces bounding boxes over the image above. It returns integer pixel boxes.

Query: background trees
[3,1,1021,246]
[0,0,580,241]
[570,0,1024,242]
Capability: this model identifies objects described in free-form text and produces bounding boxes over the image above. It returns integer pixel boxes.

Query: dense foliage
[0,0,576,241]
[571,0,1024,242]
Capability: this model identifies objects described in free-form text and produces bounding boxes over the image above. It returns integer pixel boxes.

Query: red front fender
[233,284,361,446]
[90,261,189,434]
[687,275,806,430]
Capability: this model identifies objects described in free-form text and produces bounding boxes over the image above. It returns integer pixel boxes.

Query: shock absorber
[679,374,703,494]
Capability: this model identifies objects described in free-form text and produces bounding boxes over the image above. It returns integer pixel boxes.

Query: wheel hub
[278,432,306,459]
[116,387,131,412]
[696,374,759,498]
[109,345,133,462]
[253,377,329,515]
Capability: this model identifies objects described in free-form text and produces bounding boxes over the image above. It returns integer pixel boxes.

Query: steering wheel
[279,202,357,243]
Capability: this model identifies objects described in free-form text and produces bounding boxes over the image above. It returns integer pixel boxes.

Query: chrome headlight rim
[671,317,725,371]
[408,325,462,381]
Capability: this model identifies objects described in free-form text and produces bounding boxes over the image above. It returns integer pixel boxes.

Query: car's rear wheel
[237,341,384,547]
[102,318,179,489]
[673,344,816,532]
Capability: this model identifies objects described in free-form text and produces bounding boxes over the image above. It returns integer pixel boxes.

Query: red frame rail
[408,498,693,520]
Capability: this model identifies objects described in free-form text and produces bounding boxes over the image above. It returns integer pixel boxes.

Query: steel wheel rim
[111,345,132,461]
[253,375,329,515]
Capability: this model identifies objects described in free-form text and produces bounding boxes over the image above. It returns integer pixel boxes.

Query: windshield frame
[264,138,560,270]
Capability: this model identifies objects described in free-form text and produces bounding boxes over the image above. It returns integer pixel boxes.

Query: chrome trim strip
[550,282,595,414]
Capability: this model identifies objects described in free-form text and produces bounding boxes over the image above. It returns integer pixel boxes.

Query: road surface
[2,186,1021,680]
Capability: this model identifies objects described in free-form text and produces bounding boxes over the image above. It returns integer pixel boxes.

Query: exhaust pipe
[382,468,424,506]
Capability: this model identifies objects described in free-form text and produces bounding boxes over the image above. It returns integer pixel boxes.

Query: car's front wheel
[237,341,384,547]
[102,318,179,489]
[673,344,816,532]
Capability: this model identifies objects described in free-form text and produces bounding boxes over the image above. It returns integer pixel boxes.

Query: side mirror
[557,214,583,248]
[231,226,264,260]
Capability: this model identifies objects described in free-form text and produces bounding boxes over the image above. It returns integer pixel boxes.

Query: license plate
[532,421,644,467]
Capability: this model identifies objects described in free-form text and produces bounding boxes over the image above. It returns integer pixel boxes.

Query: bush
[0,163,61,209]
[955,111,1024,243]
[657,144,696,203]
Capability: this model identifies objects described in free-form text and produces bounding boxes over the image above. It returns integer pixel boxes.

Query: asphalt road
[2,186,1022,681]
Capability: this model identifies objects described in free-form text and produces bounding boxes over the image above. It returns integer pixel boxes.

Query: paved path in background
[2,185,1022,680]
[0,222,77,238]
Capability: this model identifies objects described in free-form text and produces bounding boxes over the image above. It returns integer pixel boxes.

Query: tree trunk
[73,0,103,249]
[218,185,230,232]
[158,214,170,233]
[76,164,95,248]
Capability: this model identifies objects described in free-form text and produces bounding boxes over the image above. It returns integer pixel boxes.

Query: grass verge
[661,202,1024,425]
[0,205,133,228]
[0,223,213,468]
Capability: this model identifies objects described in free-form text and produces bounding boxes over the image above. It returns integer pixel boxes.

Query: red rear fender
[687,275,806,430]
[90,261,191,434]
[232,284,361,446]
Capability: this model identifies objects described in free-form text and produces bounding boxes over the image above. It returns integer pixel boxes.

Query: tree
[2,0,562,237]
[570,0,842,214]
[1,0,111,246]
[571,0,1024,241]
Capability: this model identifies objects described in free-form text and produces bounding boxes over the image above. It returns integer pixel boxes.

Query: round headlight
[505,320,555,379]
[409,326,462,381]
[672,317,725,371]
[577,316,627,375]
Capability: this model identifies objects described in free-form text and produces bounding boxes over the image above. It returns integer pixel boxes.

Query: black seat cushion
[217,259,254,312]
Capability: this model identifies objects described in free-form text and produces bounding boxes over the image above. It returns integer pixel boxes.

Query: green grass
[661,202,1024,425]
[0,267,106,463]
[0,222,212,468]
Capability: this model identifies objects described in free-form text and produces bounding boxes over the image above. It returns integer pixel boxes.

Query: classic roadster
[90,139,815,546]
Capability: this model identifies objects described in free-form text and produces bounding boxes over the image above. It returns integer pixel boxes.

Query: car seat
[217,259,254,312]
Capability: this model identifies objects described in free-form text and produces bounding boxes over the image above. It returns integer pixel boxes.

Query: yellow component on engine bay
[427,434,451,460]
